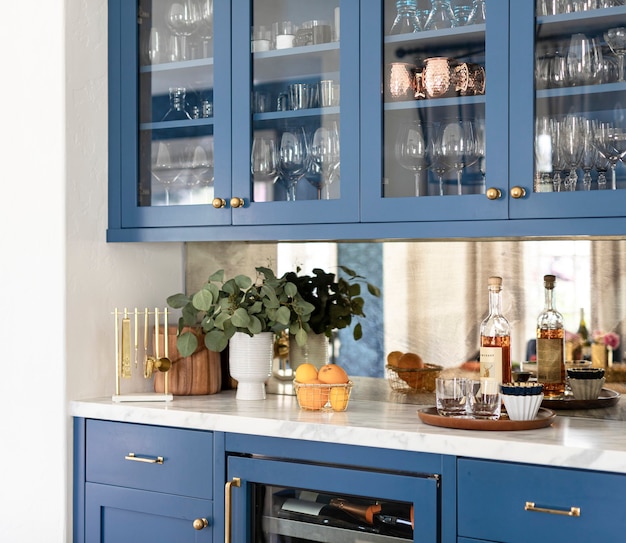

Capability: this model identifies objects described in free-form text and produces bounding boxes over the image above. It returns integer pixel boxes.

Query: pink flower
[604,332,620,350]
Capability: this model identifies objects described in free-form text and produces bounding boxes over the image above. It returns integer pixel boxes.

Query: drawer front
[458,458,626,542]
[86,420,213,499]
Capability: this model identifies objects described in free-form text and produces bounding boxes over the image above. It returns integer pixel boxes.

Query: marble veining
[70,378,626,475]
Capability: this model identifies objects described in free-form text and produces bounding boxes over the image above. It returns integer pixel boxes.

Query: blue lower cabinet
[457,458,626,542]
[86,484,212,542]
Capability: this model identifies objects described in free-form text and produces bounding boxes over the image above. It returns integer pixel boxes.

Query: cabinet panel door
[230,0,360,226]
[458,458,626,542]
[85,483,212,543]
[360,0,509,224]
[509,1,626,220]
[109,0,232,231]
[227,454,439,542]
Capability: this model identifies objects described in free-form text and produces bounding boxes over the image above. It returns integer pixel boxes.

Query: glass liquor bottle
[537,274,565,397]
[389,0,422,35]
[479,276,511,385]
[577,307,591,361]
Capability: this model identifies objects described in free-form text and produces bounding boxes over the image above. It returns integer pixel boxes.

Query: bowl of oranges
[385,351,442,393]
[293,363,353,412]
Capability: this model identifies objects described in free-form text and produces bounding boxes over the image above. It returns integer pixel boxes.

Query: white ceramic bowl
[502,393,544,421]
[569,377,605,400]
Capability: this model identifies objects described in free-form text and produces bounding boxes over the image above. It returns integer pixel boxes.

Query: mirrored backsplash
[185,239,626,377]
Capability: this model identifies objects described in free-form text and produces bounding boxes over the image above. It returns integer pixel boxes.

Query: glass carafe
[424,0,457,30]
[389,0,422,34]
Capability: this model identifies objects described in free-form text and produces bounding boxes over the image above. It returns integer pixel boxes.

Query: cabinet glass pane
[137,0,215,207]
[251,484,414,542]
[534,1,626,193]
[382,0,486,198]
[251,1,341,202]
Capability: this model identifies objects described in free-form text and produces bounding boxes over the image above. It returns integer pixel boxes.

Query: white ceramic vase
[228,332,274,400]
[289,333,330,372]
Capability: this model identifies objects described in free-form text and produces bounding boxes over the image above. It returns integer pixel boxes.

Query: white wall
[0,2,184,541]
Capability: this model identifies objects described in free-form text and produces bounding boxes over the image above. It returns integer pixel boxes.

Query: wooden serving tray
[417,407,556,431]
[541,388,620,410]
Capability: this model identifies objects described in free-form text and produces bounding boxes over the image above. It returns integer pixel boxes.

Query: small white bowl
[569,377,605,401]
[502,393,544,421]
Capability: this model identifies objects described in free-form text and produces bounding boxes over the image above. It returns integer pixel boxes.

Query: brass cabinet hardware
[230,197,244,208]
[192,518,209,530]
[525,501,580,517]
[124,452,164,464]
[225,477,241,543]
[212,198,226,208]
[511,186,526,199]
[486,188,501,200]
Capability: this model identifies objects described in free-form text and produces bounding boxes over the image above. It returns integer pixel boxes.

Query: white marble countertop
[69,377,626,475]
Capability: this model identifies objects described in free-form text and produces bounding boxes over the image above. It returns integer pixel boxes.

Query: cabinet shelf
[537,5,626,38]
[253,42,341,83]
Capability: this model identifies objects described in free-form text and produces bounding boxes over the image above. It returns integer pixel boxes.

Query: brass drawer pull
[124,452,164,464]
[192,518,209,530]
[525,501,580,517]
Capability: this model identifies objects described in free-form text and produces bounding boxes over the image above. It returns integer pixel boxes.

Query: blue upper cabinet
[361,0,509,223]
[107,1,626,242]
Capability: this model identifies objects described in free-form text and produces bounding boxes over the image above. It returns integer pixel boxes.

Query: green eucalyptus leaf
[261,285,280,308]
[348,283,360,297]
[284,282,298,298]
[177,331,198,357]
[353,322,363,341]
[338,265,358,278]
[167,293,190,309]
[207,283,220,300]
[367,283,381,297]
[222,278,238,295]
[257,266,276,281]
[295,327,308,346]
[214,312,229,329]
[192,288,214,311]
[234,274,253,289]
[205,330,229,352]
[181,304,201,326]
[231,307,251,327]
[275,305,291,325]
[209,270,224,282]
[248,315,263,335]
[249,300,263,314]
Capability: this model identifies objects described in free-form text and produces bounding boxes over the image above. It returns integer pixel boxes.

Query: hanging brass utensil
[121,308,132,379]
[144,307,155,378]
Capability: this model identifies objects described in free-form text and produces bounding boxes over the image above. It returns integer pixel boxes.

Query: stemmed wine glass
[474,118,486,193]
[580,119,597,191]
[151,140,181,205]
[277,127,309,201]
[395,121,430,197]
[309,123,340,200]
[604,27,626,82]
[550,118,567,191]
[595,122,626,190]
[196,0,213,58]
[566,34,603,86]
[191,138,214,200]
[438,119,477,196]
[166,0,201,61]
[428,124,453,196]
[558,115,585,191]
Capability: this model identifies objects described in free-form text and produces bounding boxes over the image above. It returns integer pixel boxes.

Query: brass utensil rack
[112,307,173,402]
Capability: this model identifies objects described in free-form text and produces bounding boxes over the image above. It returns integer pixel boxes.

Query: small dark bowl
[512,370,532,383]
[566,367,605,380]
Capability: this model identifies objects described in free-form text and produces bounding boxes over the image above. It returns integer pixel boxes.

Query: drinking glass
[278,128,309,201]
[550,118,567,191]
[451,1,473,26]
[395,121,431,196]
[534,116,553,190]
[595,152,610,190]
[423,0,457,30]
[438,119,477,196]
[594,122,626,190]
[151,140,181,205]
[559,115,585,190]
[309,123,340,200]
[251,133,277,181]
[566,34,603,86]
[580,119,597,191]
[196,0,213,58]
[604,27,626,82]
[436,377,468,417]
[467,0,486,25]
[428,124,453,196]
[165,0,201,61]
[467,379,501,420]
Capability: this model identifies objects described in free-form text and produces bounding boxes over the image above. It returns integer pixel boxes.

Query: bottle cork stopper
[544,274,556,288]
[488,276,502,287]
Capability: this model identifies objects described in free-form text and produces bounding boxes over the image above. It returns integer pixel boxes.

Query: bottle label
[480,347,503,384]
[537,338,563,383]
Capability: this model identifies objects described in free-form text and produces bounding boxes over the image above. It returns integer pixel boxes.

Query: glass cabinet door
[230,0,360,226]
[114,0,231,228]
[361,0,509,223]
[510,1,626,220]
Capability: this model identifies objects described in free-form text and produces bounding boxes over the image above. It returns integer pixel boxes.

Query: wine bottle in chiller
[329,498,414,539]
[479,276,511,385]
[537,274,565,397]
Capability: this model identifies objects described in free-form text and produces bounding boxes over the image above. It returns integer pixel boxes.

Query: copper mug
[386,62,417,101]
[422,57,452,99]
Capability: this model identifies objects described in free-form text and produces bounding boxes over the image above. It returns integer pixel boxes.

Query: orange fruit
[387,350,404,366]
[396,352,424,388]
[294,363,318,383]
[329,386,350,411]
[296,379,330,410]
[318,363,349,384]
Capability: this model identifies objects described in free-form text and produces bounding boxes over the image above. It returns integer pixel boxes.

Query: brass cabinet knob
[212,198,226,209]
[485,188,501,200]
[230,197,244,208]
[192,518,209,530]
[510,186,526,199]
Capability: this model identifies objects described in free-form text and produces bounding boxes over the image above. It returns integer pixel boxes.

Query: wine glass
[394,121,430,197]
[428,124,452,196]
[277,128,309,201]
[550,118,566,191]
[559,115,585,191]
[594,150,610,190]
[604,27,626,82]
[595,122,626,190]
[566,34,603,86]
[151,140,181,205]
[474,118,486,193]
[191,138,214,200]
[166,0,201,61]
[309,123,340,200]
[580,119,597,191]
[196,0,213,58]
[438,119,477,196]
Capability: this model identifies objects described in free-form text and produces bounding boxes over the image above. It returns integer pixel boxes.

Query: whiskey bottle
[480,276,511,385]
[329,498,413,538]
[577,307,591,360]
[537,275,565,397]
